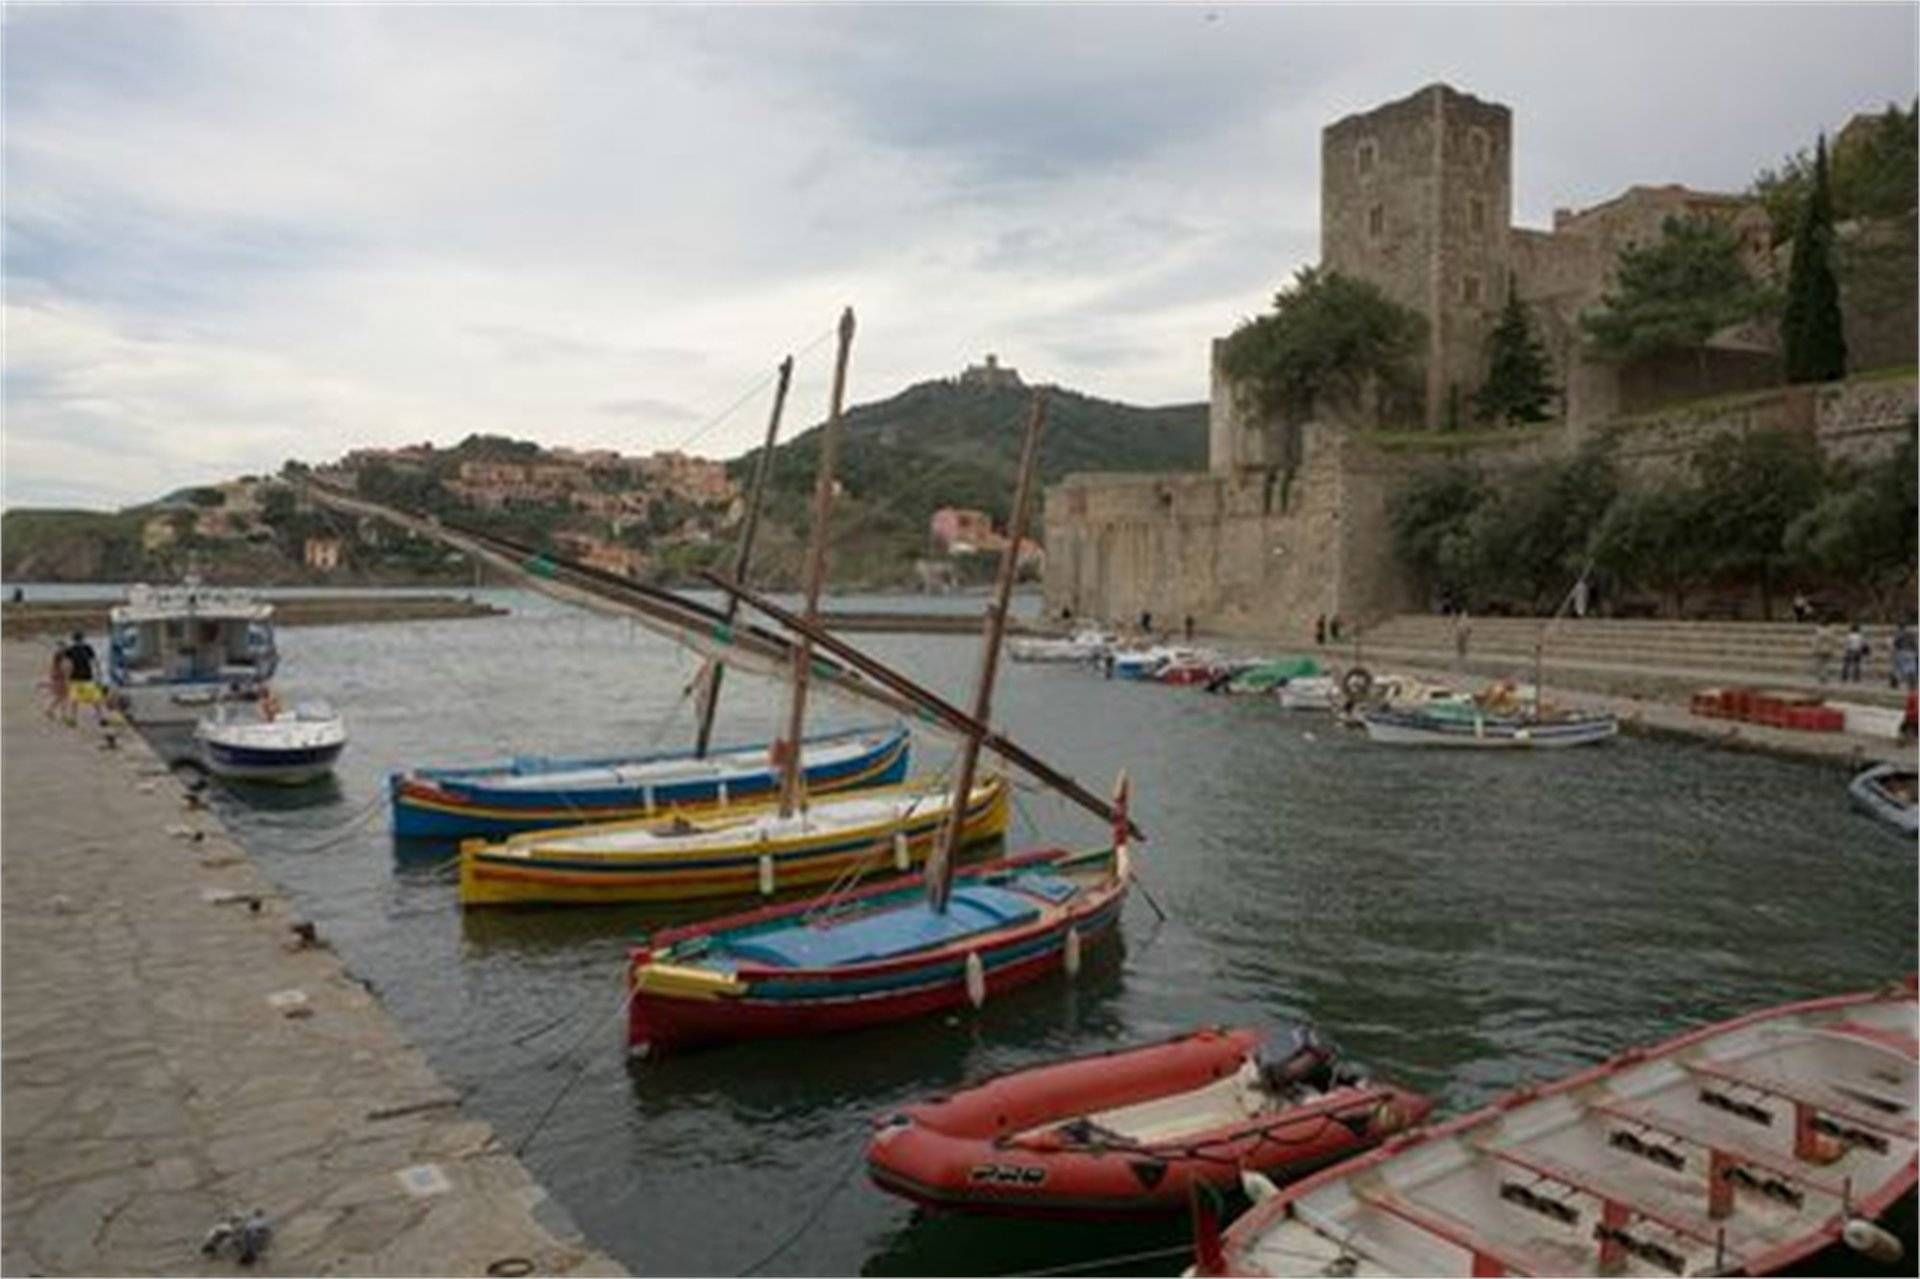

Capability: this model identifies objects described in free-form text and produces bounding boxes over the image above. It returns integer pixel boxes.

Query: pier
[2,594,507,636]
[0,642,621,1277]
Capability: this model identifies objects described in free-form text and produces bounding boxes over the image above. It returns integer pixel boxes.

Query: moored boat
[1360,701,1618,748]
[867,1025,1432,1219]
[196,700,347,784]
[108,582,278,725]
[1850,763,1918,837]
[389,723,910,839]
[1274,675,1339,711]
[1203,978,1919,1277]
[1226,658,1322,696]
[1009,629,1116,663]
[627,838,1129,1056]
[459,773,1009,906]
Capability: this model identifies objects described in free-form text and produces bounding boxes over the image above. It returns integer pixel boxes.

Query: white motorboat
[1275,674,1339,711]
[196,701,347,784]
[108,581,277,725]
[1007,628,1116,663]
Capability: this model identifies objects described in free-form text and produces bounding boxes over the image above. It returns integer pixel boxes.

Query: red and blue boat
[388,723,909,839]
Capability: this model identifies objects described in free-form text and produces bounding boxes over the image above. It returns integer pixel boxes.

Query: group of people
[1810,618,1918,688]
[42,630,106,726]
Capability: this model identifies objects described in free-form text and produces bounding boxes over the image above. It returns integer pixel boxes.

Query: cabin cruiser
[107,582,278,725]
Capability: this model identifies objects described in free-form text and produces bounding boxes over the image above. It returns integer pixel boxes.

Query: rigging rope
[735,1139,869,1277]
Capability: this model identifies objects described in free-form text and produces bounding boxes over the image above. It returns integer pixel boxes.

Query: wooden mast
[925,388,1048,914]
[778,307,855,817]
[693,356,793,759]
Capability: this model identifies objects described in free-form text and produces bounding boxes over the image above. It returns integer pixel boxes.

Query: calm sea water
[133,588,1915,1277]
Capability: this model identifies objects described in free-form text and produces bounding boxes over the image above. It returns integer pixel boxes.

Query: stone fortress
[1046,83,1916,638]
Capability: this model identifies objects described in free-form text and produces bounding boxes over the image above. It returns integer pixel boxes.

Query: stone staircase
[1346,615,1913,710]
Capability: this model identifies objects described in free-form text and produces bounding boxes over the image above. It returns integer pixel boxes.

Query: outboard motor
[1256,1024,1339,1095]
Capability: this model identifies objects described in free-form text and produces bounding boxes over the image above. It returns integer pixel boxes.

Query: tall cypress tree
[1474,287,1558,426]
[1781,134,1847,383]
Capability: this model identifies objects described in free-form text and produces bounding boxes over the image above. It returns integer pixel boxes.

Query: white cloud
[5,3,1914,508]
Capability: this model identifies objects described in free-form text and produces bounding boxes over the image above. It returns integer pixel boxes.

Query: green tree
[1474,288,1559,426]
[1580,216,1774,364]
[1692,428,1826,618]
[1780,135,1848,384]
[1784,423,1918,616]
[1219,267,1427,422]
[1593,481,1711,615]
[1753,101,1919,241]
[1389,463,1488,602]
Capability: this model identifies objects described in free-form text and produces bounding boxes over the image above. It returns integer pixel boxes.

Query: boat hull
[1214,980,1920,1278]
[1360,708,1618,747]
[458,776,1010,906]
[200,738,346,784]
[1849,764,1919,837]
[627,847,1129,1056]
[867,1027,1433,1220]
[389,725,909,838]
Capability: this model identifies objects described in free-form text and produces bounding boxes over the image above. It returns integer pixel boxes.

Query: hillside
[735,378,1207,586]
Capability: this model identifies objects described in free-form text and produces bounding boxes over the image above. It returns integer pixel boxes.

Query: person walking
[1811,619,1836,684]
[1841,621,1869,684]
[62,630,104,726]
[1891,620,1917,691]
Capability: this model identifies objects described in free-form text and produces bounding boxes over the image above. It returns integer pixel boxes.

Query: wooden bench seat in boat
[1683,1056,1918,1141]
[1587,1098,1851,1199]
[1344,1180,1572,1278]
[1475,1142,1754,1264]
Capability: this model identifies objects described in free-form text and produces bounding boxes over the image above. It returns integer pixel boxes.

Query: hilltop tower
[1321,83,1513,429]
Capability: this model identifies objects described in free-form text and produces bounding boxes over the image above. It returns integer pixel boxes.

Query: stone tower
[1321,83,1513,429]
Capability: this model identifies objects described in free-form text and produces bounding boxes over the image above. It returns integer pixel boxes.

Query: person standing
[1183,614,1195,642]
[1842,622,1869,683]
[1453,609,1472,673]
[1891,620,1916,690]
[44,644,71,721]
[62,630,104,725]
[1811,619,1835,684]
[1314,614,1327,646]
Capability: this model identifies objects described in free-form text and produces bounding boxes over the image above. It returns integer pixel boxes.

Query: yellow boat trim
[634,962,745,1001]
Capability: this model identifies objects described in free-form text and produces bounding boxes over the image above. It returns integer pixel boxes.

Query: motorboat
[1008,628,1116,664]
[1226,658,1323,696]
[1201,978,1918,1277]
[196,699,346,785]
[108,581,277,725]
[459,773,1008,906]
[868,1024,1432,1219]
[1850,763,1919,837]
[1274,674,1339,711]
[390,724,910,839]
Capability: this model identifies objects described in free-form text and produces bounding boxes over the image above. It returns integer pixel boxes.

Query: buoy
[1240,1170,1281,1203]
[1842,1218,1904,1265]
[894,831,910,872]
[758,854,775,896]
[964,951,986,1008]
[1064,926,1082,977]
[1515,727,1532,744]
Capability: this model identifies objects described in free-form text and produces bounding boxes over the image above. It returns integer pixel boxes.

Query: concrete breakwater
[2,594,507,636]
[0,642,622,1277]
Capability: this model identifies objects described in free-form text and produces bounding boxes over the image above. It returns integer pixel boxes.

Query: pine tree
[1780,134,1847,384]
[1474,287,1559,426]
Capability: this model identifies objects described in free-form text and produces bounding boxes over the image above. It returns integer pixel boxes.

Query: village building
[303,536,344,572]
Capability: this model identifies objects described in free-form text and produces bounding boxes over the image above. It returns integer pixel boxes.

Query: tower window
[1468,128,1490,167]
[1368,204,1384,238]
[1469,197,1486,234]
[1462,275,1483,305]
[1357,140,1377,176]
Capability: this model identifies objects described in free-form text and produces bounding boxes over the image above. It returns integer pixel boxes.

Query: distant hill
[734,378,1207,586]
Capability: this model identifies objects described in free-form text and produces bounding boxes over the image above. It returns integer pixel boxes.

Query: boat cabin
[108,584,278,696]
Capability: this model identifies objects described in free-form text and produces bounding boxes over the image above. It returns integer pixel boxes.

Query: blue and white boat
[197,701,347,784]
[108,581,278,725]
[388,723,912,839]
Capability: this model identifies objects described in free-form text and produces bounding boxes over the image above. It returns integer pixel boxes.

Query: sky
[5,3,1916,510]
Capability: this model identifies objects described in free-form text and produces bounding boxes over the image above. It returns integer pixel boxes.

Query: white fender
[894,831,910,872]
[964,951,986,1008]
[1843,1219,1904,1265]
[1240,1170,1280,1203]
[717,779,728,806]
[1514,727,1532,745]
[758,853,775,897]
[1064,926,1082,977]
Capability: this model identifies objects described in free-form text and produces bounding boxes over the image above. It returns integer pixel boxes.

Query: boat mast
[693,356,793,759]
[926,388,1048,914]
[777,307,855,817]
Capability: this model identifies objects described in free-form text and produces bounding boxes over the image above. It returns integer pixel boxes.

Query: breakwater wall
[2,594,506,636]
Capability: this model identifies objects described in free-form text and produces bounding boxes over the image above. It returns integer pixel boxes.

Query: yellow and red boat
[458,774,1009,906]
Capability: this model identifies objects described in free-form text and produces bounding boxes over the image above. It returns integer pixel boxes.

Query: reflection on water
[164,590,1917,1276]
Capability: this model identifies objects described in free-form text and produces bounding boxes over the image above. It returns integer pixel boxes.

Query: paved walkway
[1,642,624,1277]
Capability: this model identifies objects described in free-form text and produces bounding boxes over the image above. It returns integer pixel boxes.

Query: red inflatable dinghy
[867,1025,1433,1219]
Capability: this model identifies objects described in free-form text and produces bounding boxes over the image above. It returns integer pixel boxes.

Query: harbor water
[136,589,1917,1276]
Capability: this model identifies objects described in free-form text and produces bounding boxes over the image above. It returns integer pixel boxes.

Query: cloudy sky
[6,3,1915,509]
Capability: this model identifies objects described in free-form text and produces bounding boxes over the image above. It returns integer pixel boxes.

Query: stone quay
[1,641,624,1277]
